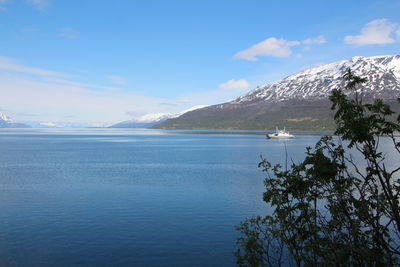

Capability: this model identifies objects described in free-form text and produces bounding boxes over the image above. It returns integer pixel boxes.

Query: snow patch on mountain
[0,112,12,122]
[135,113,172,123]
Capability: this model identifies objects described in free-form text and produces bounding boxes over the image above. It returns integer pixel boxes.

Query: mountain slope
[154,55,400,130]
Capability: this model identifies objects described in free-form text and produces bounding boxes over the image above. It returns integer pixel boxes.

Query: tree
[235,69,400,266]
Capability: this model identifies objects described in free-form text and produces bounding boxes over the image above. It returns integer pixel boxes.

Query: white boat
[266,127,294,139]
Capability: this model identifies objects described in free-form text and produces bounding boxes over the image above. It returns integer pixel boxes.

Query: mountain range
[154,55,400,130]
[2,55,399,130]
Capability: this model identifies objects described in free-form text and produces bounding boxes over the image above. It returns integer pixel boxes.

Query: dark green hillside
[153,98,400,130]
[153,99,337,130]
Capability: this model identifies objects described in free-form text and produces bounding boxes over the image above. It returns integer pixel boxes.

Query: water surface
[0,129,328,266]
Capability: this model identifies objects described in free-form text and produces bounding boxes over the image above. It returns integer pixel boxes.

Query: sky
[0,0,400,126]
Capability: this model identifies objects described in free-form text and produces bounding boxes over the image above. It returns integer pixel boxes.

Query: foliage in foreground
[235,69,400,266]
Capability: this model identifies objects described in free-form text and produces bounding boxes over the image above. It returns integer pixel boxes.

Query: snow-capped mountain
[154,55,400,130]
[110,105,208,128]
[136,113,177,123]
[234,55,400,104]
[110,113,175,128]
[0,112,31,128]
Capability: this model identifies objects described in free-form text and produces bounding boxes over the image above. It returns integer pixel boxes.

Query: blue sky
[1,0,399,125]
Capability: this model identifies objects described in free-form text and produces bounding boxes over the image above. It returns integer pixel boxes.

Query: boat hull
[267,134,294,139]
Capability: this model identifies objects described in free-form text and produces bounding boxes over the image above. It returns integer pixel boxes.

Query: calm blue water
[0,129,333,266]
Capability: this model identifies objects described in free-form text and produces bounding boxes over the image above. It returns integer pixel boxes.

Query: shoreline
[165,130,335,136]
[1,128,398,137]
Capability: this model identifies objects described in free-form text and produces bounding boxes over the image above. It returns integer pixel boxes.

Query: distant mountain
[109,113,174,128]
[110,105,208,128]
[154,55,400,130]
[0,112,31,128]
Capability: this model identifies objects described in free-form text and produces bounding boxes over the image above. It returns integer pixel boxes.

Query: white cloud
[234,37,300,61]
[219,79,250,89]
[0,56,65,77]
[107,75,127,85]
[233,35,326,61]
[303,35,326,45]
[26,0,49,11]
[397,28,400,40]
[344,18,397,46]
[59,28,80,39]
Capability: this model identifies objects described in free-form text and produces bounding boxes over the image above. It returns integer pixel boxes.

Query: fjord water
[0,129,338,266]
